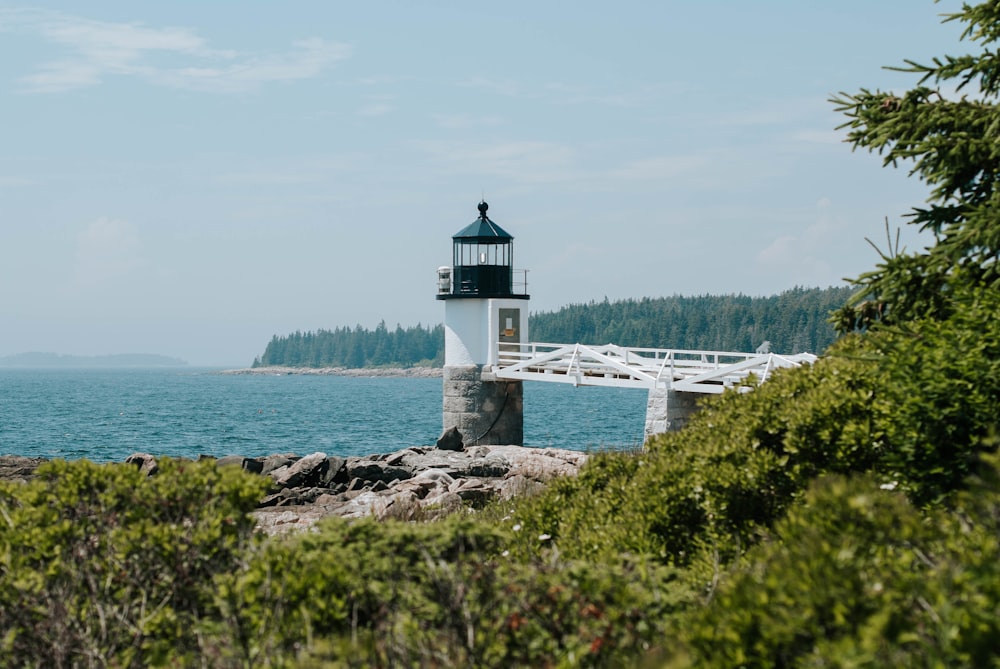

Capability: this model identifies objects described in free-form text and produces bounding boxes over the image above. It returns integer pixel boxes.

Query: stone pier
[443,365,524,446]
[644,388,700,440]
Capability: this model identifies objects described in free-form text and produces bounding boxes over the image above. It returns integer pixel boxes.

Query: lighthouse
[437,201,529,445]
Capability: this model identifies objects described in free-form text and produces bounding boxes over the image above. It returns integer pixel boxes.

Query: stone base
[644,388,700,440]
[443,365,523,445]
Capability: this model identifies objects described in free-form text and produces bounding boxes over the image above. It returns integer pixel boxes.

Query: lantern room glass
[452,238,513,296]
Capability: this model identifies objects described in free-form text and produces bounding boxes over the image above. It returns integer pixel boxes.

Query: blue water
[0,369,648,461]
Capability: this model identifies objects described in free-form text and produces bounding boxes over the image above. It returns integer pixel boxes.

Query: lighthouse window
[454,240,512,267]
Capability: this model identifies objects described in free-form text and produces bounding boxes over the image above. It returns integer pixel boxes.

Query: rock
[498,474,545,500]
[346,477,368,492]
[124,453,158,476]
[258,492,286,508]
[488,445,587,480]
[450,478,492,505]
[465,454,510,478]
[0,456,47,483]
[217,455,264,474]
[321,456,347,485]
[23,444,593,536]
[339,490,384,519]
[385,448,417,466]
[253,507,333,535]
[436,426,464,451]
[421,490,464,515]
[344,459,413,484]
[272,452,329,489]
[391,469,455,499]
[261,454,297,476]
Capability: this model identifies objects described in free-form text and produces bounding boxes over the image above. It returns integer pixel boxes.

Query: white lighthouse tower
[436,201,529,445]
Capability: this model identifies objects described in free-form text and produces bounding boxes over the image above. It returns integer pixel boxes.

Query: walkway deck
[493,342,816,394]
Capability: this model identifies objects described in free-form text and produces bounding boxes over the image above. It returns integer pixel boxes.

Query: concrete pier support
[443,365,524,445]
[644,388,700,440]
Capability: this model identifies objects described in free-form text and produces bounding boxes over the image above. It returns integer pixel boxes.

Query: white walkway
[493,342,816,394]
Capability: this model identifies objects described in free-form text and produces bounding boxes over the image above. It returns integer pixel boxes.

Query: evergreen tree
[832,3,1000,330]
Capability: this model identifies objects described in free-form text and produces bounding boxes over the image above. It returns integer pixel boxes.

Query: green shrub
[0,457,266,668]
[506,289,1000,582]
[505,342,883,576]
[669,449,1000,668]
[224,514,688,668]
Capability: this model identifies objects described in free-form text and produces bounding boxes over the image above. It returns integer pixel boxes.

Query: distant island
[0,353,188,368]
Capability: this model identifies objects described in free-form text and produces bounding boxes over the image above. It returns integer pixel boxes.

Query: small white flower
[501,550,510,557]
[539,533,551,541]
[880,481,898,491]
[512,523,522,532]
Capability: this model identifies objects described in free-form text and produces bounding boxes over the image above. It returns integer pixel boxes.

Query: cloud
[2,9,350,93]
[73,217,144,288]
[753,201,840,278]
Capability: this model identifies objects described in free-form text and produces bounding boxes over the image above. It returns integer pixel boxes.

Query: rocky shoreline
[221,366,442,378]
[0,440,587,536]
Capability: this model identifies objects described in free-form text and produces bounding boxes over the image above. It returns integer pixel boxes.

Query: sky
[0,1,971,366]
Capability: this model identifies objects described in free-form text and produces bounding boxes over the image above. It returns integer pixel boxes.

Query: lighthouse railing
[436,268,529,297]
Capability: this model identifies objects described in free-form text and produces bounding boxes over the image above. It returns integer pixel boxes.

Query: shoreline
[1,445,590,534]
[220,365,443,378]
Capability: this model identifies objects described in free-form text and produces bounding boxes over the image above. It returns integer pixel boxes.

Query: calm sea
[0,369,648,462]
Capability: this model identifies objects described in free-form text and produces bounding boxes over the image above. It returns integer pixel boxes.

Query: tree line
[529,285,852,354]
[253,322,443,368]
[254,285,850,368]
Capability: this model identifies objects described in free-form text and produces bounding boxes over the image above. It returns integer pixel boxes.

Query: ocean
[0,368,648,462]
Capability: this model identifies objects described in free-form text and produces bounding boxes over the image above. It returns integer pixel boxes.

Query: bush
[669,450,1000,668]
[223,514,687,667]
[0,457,266,668]
[505,290,1000,582]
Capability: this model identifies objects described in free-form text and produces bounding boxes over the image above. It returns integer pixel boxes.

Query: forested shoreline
[253,285,850,368]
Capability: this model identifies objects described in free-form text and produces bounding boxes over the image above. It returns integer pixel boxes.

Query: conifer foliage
[833,2,1000,329]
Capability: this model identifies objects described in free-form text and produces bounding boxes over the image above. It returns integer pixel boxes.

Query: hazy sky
[0,1,966,366]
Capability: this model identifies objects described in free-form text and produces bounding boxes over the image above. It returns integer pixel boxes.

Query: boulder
[321,456,348,485]
[261,454,298,476]
[124,453,158,477]
[0,456,46,483]
[344,458,413,484]
[216,455,264,474]
[488,445,587,480]
[436,426,464,451]
[272,452,329,489]
[498,474,545,500]
[449,478,492,505]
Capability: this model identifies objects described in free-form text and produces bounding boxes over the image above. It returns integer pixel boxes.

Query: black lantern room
[437,201,529,300]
